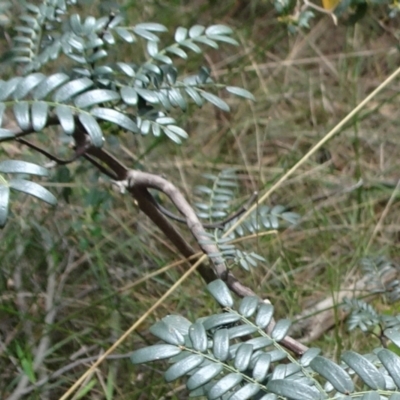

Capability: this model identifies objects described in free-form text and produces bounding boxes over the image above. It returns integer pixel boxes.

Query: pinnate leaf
[229,383,260,400]
[180,40,202,53]
[207,279,234,307]
[385,328,400,348]
[175,27,187,42]
[189,25,205,37]
[9,179,56,205]
[0,160,48,176]
[166,46,187,59]
[208,34,239,46]
[164,354,204,382]
[135,23,167,32]
[115,27,134,43]
[131,344,181,364]
[203,313,241,331]
[200,92,230,111]
[166,125,188,140]
[56,105,75,135]
[74,89,120,108]
[208,373,243,399]
[234,343,253,371]
[135,88,159,104]
[0,184,9,227]
[78,113,104,147]
[206,25,233,35]
[253,353,271,382]
[310,356,354,394]
[0,129,15,139]
[133,27,159,41]
[31,101,48,131]
[300,347,321,367]
[0,77,21,101]
[13,73,45,100]
[186,363,223,391]
[271,319,291,341]
[255,303,274,329]
[226,86,255,101]
[13,102,30,130]
[120,86,138,105]
[213,328,230,361]
[91,108,138,133]
[162,315,192,336]
[239,296,259,317]
[189,321,208,352]
[267,379,319,400]
[149,320,185,345]
[33,73,69,99]
[342,351,385,390]
[378,349,400,388]
[228,325,258,339]
[53,78,93,102]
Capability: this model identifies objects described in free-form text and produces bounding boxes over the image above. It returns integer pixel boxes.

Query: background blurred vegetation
[1,0,400,398]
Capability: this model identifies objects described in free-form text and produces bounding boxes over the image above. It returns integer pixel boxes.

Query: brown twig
[126,170,228,280]
[125,170,308,355]
[153,191,259,230]
[129,184,217,284]
[1,120,307,355]
[16,137,82,165]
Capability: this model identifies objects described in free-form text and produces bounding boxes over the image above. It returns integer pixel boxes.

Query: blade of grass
[59,254,204,400]
[224,65,400,238]
[61,64,400,400]
[366,178,400,251]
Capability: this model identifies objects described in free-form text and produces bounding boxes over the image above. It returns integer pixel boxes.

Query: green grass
[1,1,400,398]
